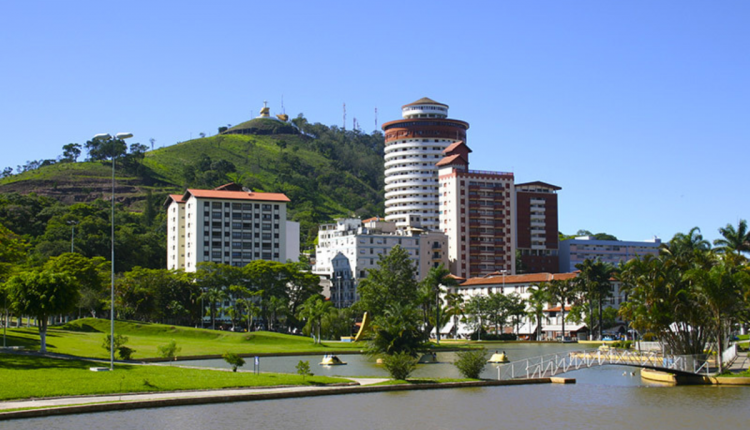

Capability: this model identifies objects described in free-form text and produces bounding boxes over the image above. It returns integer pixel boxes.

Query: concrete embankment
[0,377,574,421]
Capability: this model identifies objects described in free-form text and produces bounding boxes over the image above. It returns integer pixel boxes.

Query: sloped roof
[402,97,449,108]
[460,271,579,287]
[515,181,562,191]
[443,140,472,154]
[184,189,290,202]
[436,154,468,167]
[163,194,186,208]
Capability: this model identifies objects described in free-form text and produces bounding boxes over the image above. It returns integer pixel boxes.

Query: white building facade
[381,98,470,231]
[449,272,629,340]
[165,184,298,272]
[314,217,449,308]
[558,236,661,272]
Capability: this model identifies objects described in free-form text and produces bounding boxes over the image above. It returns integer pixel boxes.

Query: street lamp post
[67,220,78,253]
[93,132,133,371]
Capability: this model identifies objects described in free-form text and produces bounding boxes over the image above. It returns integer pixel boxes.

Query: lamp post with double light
[93,132,132,370]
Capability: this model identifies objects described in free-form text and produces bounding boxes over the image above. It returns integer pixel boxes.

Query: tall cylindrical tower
[381,98,469,230]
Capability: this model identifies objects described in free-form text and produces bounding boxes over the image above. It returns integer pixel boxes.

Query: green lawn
[0,354,350,401]
[2,318,366,359]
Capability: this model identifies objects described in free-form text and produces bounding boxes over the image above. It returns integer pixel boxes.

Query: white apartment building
[165,183,298,272]
[558,236,661,272]
[314,217,449,308]
[382,98,470,231]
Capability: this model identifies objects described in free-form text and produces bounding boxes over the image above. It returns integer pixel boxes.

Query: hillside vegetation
[0,116,386,249]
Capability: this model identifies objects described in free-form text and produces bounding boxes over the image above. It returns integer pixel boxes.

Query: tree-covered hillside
[0,115,386,252]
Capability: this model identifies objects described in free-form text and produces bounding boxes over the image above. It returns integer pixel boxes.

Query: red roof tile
[436,154,468,167]
[185,189,290,202]
[443,140,471,154]
[460,272,579,287]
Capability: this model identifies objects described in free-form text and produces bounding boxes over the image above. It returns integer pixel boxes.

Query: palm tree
[575,259,614,340]
[444,292,465,339]
[296,296,332,344]
[684,253,750,371]
[527,284,550,340]
[714,219,750,256]
[419,265,459,344]
[662,227,711,258]
[201,287,227,330]
[543,279,578,341]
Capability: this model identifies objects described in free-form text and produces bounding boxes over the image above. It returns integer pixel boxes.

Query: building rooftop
[402,97,448,108]
[436,154,469,167]
[184,189,290,202]
[460,271,578,287]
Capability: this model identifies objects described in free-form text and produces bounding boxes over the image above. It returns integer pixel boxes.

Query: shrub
[222,352,246,372]
[158,340,181,360]
[117,346,135,360]
[296,360,313,379]
[102,334,128,354]
[642,333,657,341]
[454,347,488,379]
[611,341,632,350]
[382,352,418,380]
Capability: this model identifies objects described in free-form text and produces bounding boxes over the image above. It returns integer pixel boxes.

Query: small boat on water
[319,355,347,365]
[488,351,509,363]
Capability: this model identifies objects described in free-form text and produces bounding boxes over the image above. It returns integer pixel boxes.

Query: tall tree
[296,295,331,343]
[464,295,492,340]
[575,259,614,340]
[6,270,78,352]
[543,278,578,340]
[684,253,750,371]
[527,285,550,340]
[714,219,750,256]
[44,253,107,319]
[618,252,712,355]
[419,264,458,344]
[61,143,82,162]
[356,245,418,318]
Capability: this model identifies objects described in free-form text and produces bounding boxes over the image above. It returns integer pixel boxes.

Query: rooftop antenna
[343,103,346,130]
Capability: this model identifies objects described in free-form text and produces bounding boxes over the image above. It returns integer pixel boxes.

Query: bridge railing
[495,348,715,380]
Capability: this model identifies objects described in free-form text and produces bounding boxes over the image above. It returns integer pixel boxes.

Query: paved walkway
[0,378,389,412]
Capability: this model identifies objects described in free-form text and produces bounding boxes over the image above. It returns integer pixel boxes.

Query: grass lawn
[0,353,350,401]
[2,318,366,359]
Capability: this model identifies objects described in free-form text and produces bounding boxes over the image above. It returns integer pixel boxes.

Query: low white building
[559,236,661,273]
[314,217,449,308]
[446,272,629,340]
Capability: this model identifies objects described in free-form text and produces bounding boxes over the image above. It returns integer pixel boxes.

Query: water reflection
[6,369,749,430]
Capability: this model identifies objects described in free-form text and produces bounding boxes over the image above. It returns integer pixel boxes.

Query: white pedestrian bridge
[496,344,741,380]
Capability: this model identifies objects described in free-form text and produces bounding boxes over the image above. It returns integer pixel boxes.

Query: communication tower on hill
[343,103,346,130]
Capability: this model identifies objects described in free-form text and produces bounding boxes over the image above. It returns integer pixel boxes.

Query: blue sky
[1,1,748,244]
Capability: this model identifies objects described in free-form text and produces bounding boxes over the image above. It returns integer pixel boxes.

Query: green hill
[0,118,386,248]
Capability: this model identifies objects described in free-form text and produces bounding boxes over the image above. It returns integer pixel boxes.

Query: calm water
[165,342,587,379]
[4,344,750,430]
